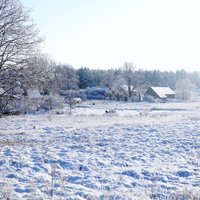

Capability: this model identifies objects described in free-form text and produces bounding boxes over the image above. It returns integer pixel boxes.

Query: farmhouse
[0,88,16,99]
[71,97,82,104]
[145,87,175,100]
[0,88,11,97]
[0,88,4,96]
[27,89,42,98]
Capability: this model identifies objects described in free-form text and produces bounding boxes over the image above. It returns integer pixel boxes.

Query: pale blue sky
[22,0,200,71]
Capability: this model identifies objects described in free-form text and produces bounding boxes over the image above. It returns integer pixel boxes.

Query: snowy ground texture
[0,100,200,200]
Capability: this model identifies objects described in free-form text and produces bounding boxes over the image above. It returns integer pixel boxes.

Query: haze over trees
[0,0,200,115]
[175,78,195,100]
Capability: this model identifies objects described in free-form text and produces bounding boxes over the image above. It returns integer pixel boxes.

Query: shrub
[86,87,110,100]
[39,95,64,111]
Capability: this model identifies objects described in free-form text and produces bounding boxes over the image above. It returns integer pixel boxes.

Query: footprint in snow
[122,170,140,179]
[176,170,193,177]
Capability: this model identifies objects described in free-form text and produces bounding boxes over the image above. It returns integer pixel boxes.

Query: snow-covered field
[0,100,200,199]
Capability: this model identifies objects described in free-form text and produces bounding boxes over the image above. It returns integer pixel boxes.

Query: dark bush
[85,87,110,100]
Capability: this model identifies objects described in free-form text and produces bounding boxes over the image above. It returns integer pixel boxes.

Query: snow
[27,89,42,98]
[0,100,200,199]
[120,84,134,93]
[150,87,175,98]
[0,88,5,95]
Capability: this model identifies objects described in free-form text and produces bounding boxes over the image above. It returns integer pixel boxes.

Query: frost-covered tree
[0,0,42,96]
[54,64,79,93]
[121,62,136,98]
[77,67,94,89]
[120,62,146,100]
[26,54,56,95]
[175,78,195,100]
[189,71,200,88]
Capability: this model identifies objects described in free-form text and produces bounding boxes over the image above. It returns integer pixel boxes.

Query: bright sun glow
[22,0,200,71]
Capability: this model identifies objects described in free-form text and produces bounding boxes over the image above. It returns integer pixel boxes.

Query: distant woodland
[0,0,200,115]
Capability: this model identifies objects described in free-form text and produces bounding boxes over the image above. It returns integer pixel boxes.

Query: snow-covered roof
[27,90,42,98]
[151,87,175,98]
[120,84,134,92]
[0,88,5,95]
[72,98,82,102]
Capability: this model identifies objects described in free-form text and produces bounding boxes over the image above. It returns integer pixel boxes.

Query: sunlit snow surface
[0,101,200,199]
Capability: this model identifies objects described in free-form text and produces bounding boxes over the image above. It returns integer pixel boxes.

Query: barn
[0,88,16,99]
[145,87,175,100]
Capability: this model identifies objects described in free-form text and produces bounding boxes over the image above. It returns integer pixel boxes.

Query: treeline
[15,60,197,102]
[45,64,200,95]
[2,57,200,98]
[77,67,200,89]
[1,0,200,115]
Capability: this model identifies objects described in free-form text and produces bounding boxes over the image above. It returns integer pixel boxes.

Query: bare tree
[54,64,79,93]
[121,62,136,98]
[175,78,195,100]
[0,0,43,95]
[118,62,147,101]
[24,54,56,95]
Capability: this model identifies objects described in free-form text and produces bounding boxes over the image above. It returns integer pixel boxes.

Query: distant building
[145,87,175,100]
[27,89,42,98]
[0,88,16,99]
[70,97,82,104]
[120,84,134,94]
[0,88,4,96]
